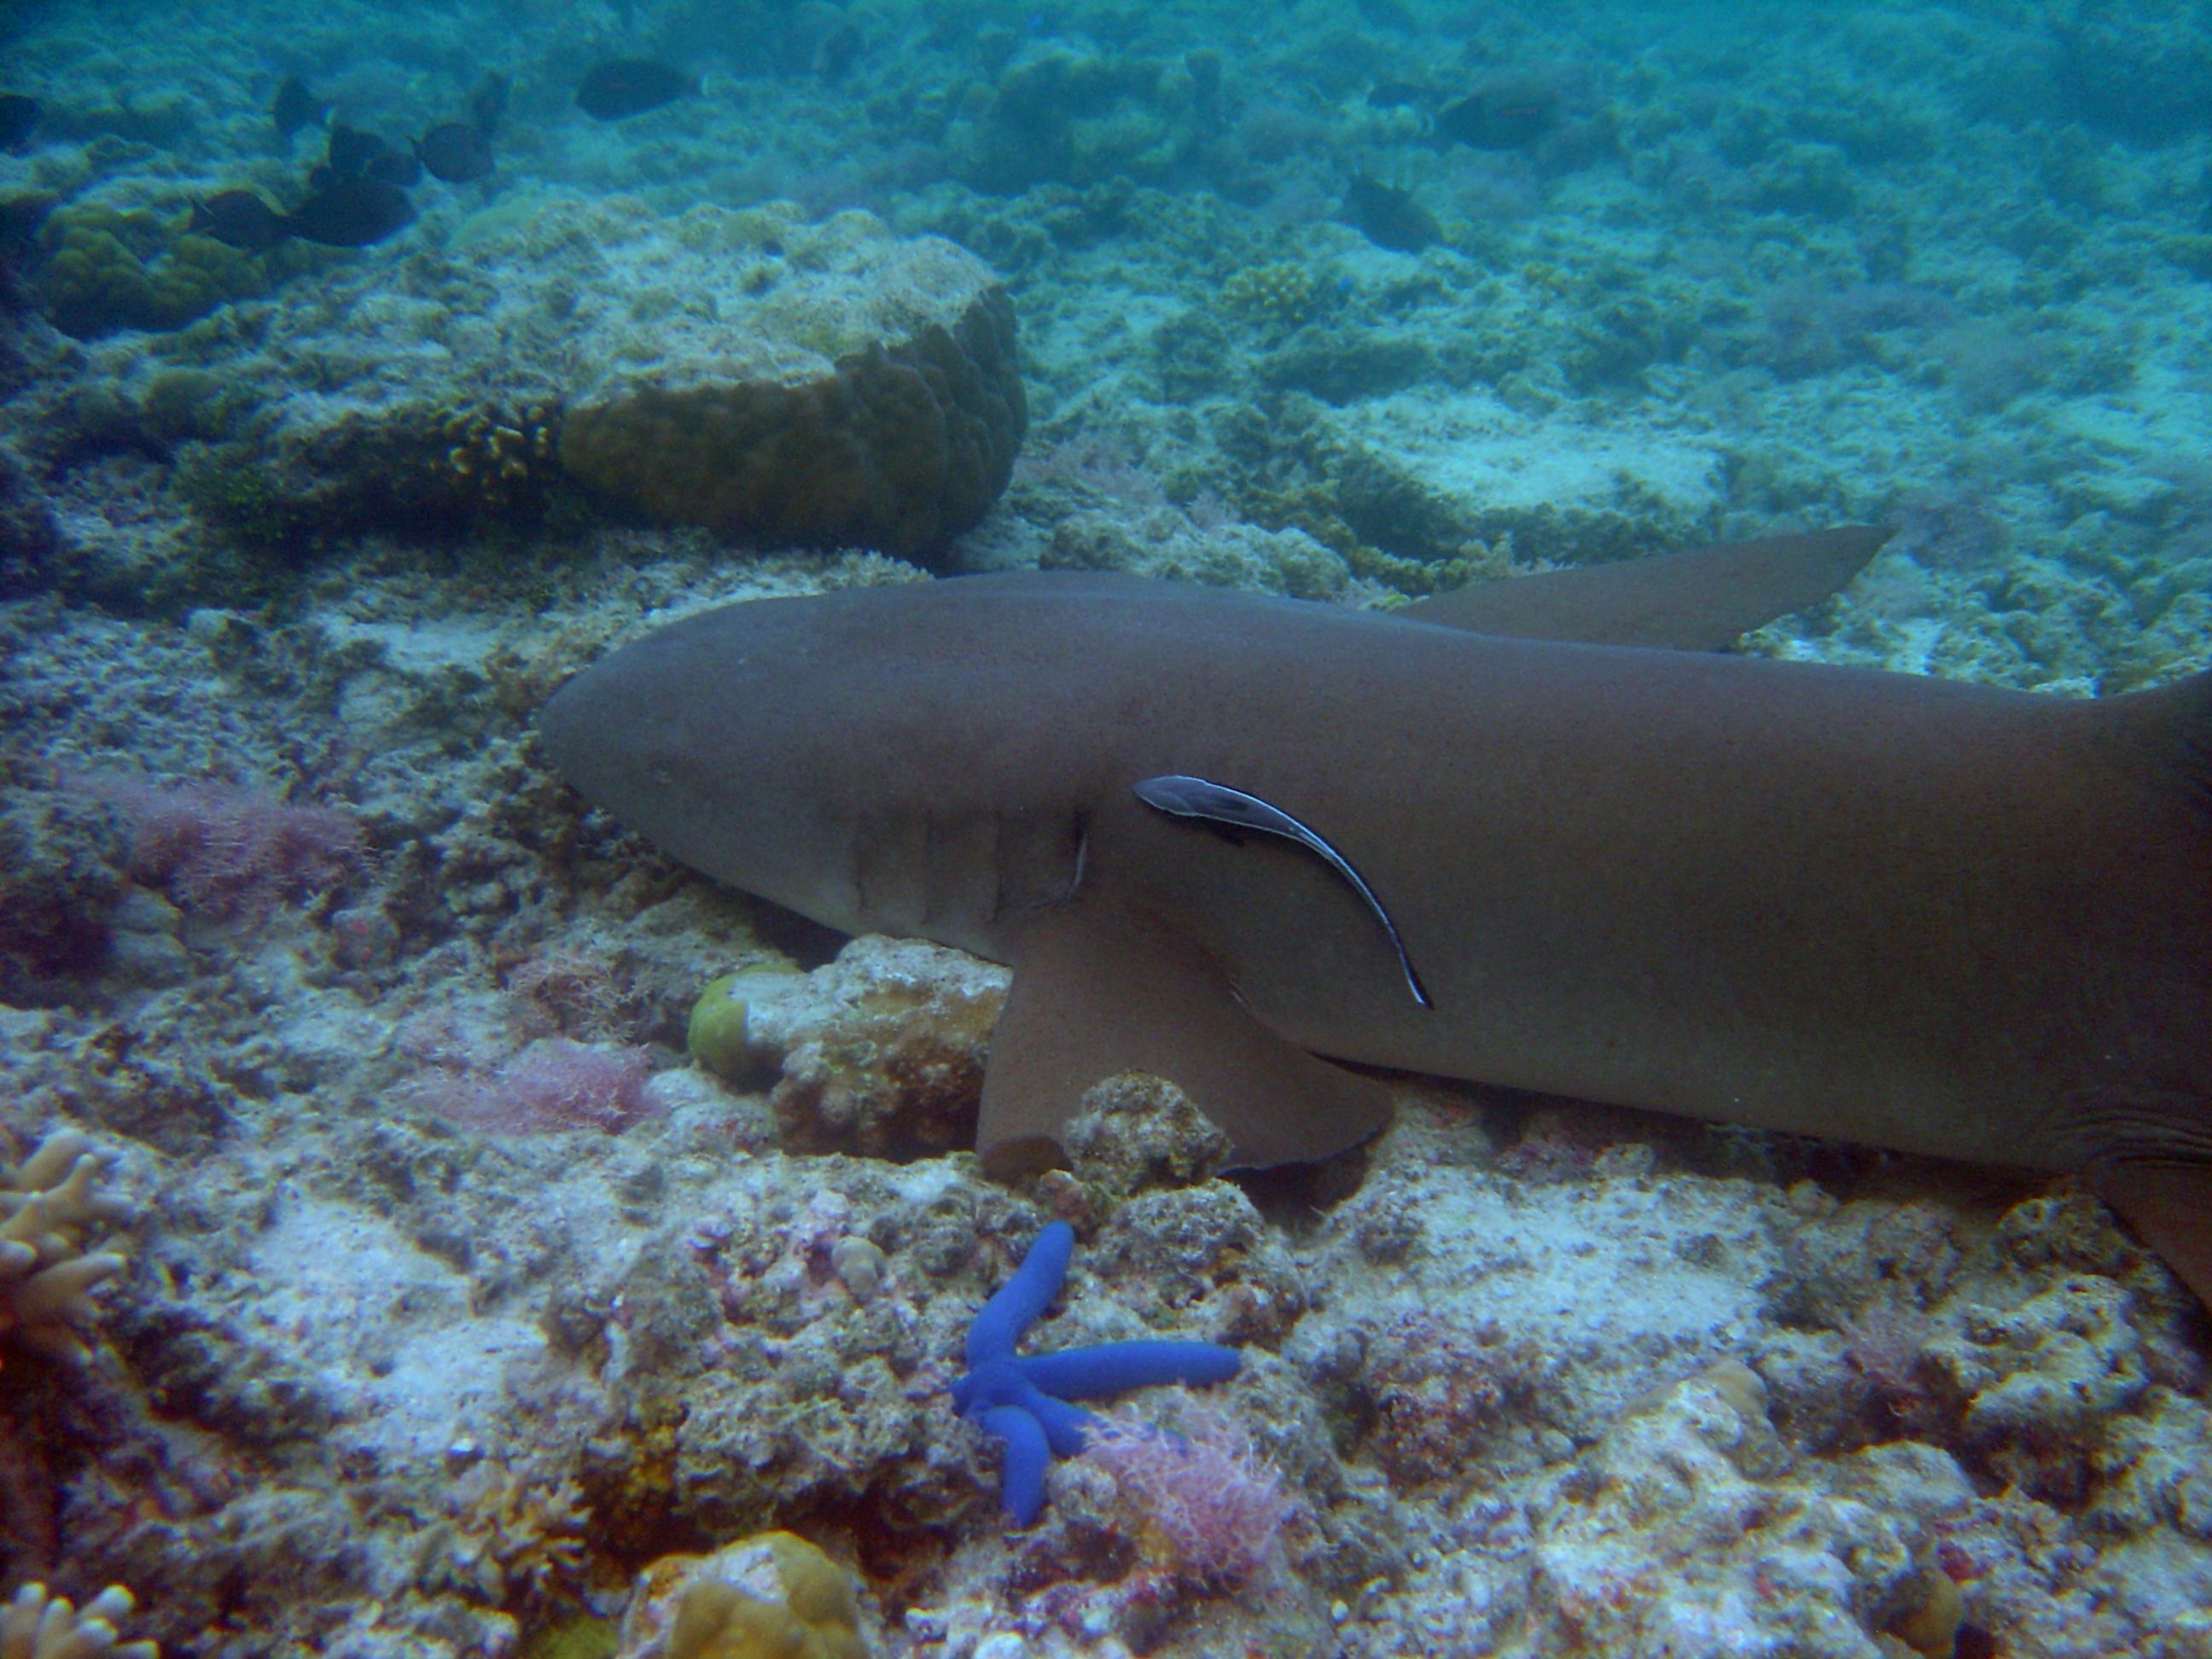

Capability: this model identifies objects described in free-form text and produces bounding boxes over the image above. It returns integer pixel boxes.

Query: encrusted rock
[733,937,1007,1161]
[0,788,131,1000]
[1521,1361,1976,1658]
[1062,1073,1234,1197]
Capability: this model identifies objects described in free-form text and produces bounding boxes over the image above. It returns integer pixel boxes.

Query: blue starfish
[952,1220,1242,1524]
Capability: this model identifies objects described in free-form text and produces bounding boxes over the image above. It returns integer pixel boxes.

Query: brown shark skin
[540,569,2212,1305]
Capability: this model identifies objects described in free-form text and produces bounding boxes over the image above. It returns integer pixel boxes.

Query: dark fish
[1437,76,1560,150]
[0,93,40,151]
[189,188,288,252]
[323,123,388,179]
[1344,173,1440,253]
[466,72,510,137]
[415,120,493,183]
[284,178,415,247]
[271,74,329,144]
[365,149,422,189]
[575,58,697,120]
[0,193,52,253]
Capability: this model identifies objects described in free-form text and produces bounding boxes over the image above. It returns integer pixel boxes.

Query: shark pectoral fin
[1403,526,1890,649]
[977,903,1397,1178]
[2092,1160,2212,1312]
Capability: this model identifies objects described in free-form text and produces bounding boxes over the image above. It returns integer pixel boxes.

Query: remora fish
[540,530,2212,1307]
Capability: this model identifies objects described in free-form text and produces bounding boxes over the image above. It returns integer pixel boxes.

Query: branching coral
[444,1461,591,1608]
[437,402,562,516]
[1220,262,1322,331]
[1,1129,131,1366]
[0,1582,157,1659]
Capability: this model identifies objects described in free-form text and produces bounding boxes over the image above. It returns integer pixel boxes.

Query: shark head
[538,582,1097,952]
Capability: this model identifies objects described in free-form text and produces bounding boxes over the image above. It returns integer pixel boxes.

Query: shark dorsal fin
[1404,526,1890,649]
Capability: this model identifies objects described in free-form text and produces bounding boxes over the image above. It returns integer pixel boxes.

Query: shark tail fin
[2093,666,2212,1312]
[2127,663,2212,806]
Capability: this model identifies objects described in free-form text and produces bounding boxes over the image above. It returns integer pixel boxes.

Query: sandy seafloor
[2,0,2210,1656]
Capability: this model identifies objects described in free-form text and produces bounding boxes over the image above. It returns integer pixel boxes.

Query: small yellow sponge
[620,1533,867,1659]
[684,974,754,1082]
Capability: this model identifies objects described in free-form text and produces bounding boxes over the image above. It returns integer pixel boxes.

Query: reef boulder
[551,201,1024,556]
[92,197,1025,560]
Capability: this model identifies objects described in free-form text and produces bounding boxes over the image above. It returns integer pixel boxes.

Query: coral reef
[0,1128,131,1367]
[4,3,2212,1656]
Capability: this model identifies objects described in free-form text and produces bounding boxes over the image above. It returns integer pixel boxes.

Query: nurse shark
[540,530,2212,1309]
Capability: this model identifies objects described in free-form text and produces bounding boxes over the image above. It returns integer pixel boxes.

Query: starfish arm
[1022,1339,1243,1401]
[965,1221,1075,1367]
[1027,1393,1100,1457]
[975,1405,1053,1525]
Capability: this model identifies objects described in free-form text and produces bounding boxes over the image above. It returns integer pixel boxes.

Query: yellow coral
[1,1129,131,1366]
[437,401,564,515]
[618,1534,866,1659]
[37,205,265,338]
[1221,261,1321,328]
[0,1582,158,1659]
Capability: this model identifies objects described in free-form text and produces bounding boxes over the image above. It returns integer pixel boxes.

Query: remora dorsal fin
[1132,772,1434,1010]
[978,902,1396,1177]
[1404,526,1891,649]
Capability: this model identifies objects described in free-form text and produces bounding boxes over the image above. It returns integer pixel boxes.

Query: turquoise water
[0,3,2208,1656]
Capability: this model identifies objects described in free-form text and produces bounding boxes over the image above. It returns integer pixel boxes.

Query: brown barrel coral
[557,210,1024,557]
[85,196,1024,562]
